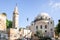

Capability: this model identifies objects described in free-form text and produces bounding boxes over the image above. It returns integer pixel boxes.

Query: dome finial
[16,3,17,7]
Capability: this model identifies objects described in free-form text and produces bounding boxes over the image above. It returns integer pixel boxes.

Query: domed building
[26,12,54,37]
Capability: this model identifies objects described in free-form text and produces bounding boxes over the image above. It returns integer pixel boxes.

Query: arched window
[40,17,42,20]
[50,29,53,31]
[45,25,47,29]
[40,25,42,29]
[48,22,49,24]
[45,30,47,32]
[36,26,38,29]
[51,22,52,24]
[49,18,50,20]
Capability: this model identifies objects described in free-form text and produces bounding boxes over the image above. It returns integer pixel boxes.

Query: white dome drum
[34,12,51,22]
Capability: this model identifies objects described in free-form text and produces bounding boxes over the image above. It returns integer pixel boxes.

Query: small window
[51,22,52,24]
[31,24,33,25]
[45,30,47,32]
[48,22,49,24]
[40,25,42,29]
[36,26,38,29]
[50,29,53,31]
[45,25,47,29]
[14,35,16,37]
[41,17,42,19]
[49,18,50,20]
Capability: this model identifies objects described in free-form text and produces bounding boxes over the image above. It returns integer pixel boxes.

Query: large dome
[34,12,51,22]
[40,13,50,17]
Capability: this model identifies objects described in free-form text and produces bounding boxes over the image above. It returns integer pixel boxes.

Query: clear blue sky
[0,0,60,28]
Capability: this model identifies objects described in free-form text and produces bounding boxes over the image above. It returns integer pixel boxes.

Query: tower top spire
[13,4,18,14]
[16,3,17,6]
[12,3,19,28]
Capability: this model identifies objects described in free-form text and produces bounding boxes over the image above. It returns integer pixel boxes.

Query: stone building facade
[8,28,19,40]
[0,13,6,31]
[19,28,32,40]
[27,13,54,37]
[0,13,8,40]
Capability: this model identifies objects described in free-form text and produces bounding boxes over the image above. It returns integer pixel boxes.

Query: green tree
[2,13,7,16]
[34,30,43,38]
[55,20,60,35]
[6,19,12,28]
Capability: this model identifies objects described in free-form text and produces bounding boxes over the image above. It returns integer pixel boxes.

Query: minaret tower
[12,4,19,28]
